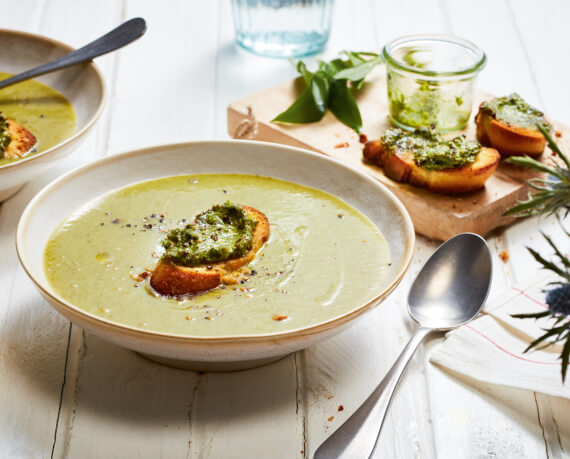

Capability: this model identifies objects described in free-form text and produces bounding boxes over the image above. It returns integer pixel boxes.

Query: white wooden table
[1,1,569,457]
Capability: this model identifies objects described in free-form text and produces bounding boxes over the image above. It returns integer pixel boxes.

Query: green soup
[0,72,76,166]
[44,174,391,336]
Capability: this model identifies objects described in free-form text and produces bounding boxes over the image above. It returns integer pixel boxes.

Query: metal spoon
[314,232,492,459]
[0,17,146,90]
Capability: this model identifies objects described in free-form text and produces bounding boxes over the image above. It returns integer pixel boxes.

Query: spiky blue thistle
[546,283,570,316]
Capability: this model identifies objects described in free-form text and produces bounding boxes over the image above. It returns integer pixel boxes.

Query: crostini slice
[2,119,37,159]
[475,93,550,157]
[363,127,500,194]
[150,205,269,297]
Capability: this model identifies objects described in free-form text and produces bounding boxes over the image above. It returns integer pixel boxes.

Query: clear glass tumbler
[382,35,486,132]
[231,0,334,58]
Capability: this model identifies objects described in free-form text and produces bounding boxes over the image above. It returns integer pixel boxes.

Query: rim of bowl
[382,33,487,78]
[16,140,415,344]
[0,28,107,171]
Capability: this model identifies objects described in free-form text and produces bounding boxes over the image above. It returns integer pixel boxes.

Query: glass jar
[231,0,334,58]
[382,35,486,132]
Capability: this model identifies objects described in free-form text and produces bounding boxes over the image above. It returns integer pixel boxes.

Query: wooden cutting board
[227,68,568,240]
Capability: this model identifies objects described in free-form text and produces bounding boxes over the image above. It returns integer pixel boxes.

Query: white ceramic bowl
[0,29,106,201]
[17,141,415,371]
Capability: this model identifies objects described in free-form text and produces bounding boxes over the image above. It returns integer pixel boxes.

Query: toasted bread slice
[475,108,546,157]
[363,138,500,194]
[4,119,37,159]
[150,206,269,297]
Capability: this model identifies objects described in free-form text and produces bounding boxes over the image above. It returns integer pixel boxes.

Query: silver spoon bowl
[315,232,492,459]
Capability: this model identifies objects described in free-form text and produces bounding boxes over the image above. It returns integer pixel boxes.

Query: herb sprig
[272,51,383,133]
[507,125,570,381]
[504,124,570,217]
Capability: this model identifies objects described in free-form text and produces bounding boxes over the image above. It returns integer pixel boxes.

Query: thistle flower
[511,236,570,381]
[546,284,570,316]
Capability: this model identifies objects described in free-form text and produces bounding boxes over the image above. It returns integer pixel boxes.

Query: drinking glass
[231,0,334,58]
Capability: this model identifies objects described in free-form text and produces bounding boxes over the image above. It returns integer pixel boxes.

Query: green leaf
[539,124,570,170]
[561,330,570,381]
[311,72,330,112]
[511,311,552,319]
[317,58,347,77]
[542,232,570,270]
[297,60,313,85]
[523,325,567,353]
[272,73,330,125]
[505,155,560,177]
[334,56,383,81]
[528,246,570,281]
[328,81,362,133]
[343,51,366,66]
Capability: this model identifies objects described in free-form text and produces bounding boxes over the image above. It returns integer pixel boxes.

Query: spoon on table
[0,17,146,90]
[314,232,492,459]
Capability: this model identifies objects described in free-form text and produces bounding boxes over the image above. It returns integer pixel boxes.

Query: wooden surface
[1,1,569,458]
[228,73,568,240]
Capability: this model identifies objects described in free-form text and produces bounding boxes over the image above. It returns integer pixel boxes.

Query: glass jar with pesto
[382,35,486,133]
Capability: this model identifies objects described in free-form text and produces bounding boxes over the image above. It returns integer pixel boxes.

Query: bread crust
[363,138,500,194]
[4,119,37,159]
[475,107,546,157]
[150,206,269,297]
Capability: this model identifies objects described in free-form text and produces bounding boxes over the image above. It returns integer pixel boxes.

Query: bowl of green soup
[0,29,106,201]
[17,140,415,371]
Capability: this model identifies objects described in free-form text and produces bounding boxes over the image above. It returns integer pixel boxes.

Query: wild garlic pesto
[0,72,76,166]
[383,36,486,132]
[0,113,10,156]
[162,202,257,267]
[480,93,551,132]
[44,174,391,336]
[382,126,481,170]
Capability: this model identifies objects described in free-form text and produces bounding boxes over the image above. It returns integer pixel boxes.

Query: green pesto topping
[0,112,11,158]
[401,47,430,69]
[388,79,441,128]
[480,93,551,132]
[161,202,258,267]
[381,126,481,170]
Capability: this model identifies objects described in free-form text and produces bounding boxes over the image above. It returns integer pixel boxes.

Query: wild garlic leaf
[328,81,362,133]
[273,51,383,132]
[297,60,313,85]
[311,72,330,112]
[272,73,329,124]
[318,58,347,77]
[344,51,366,66]
[334,55,383,81]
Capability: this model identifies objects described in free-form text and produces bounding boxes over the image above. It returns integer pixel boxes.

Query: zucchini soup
[0,72,76,166]
[44,174,391,336]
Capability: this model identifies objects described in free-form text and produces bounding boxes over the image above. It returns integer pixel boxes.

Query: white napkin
[430,272,570,398]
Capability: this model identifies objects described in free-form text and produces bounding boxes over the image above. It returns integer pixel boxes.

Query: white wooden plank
[427,362,550,458]
[189,356,303,458]
[60,334,198,459]
[0,0,45,30]
[107,0,222,152]
[508,0,570,124]
[182,3,304,458]
[0,1,122,457]
[431,4,570,459]
[299,2,451,456]
[442,0,539,102]
[215,0,298,139]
